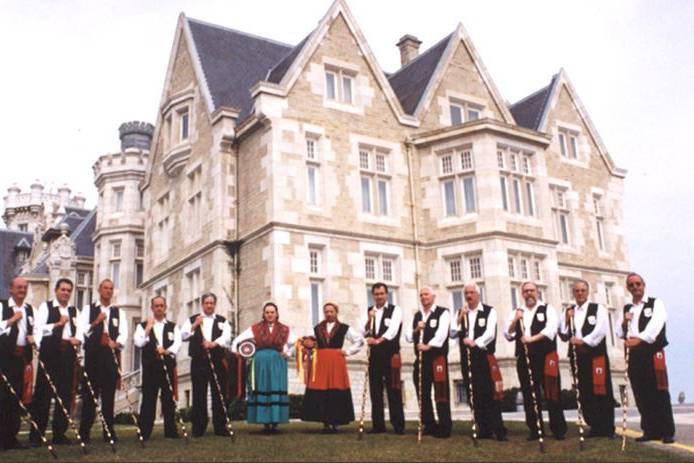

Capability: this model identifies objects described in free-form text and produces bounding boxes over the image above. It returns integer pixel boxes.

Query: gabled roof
[388,34,451,115]
[266,33,312,84]
[0,230,33,300]
[509,74,559,130]
[185,17,294,120]
[71,208,96,258]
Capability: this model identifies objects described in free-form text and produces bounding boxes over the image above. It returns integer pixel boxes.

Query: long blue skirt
[246,348,290,424]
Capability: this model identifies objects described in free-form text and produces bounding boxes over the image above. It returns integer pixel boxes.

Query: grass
[3,421,689,462]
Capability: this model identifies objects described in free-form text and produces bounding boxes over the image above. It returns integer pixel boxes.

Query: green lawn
[3,422,688,462]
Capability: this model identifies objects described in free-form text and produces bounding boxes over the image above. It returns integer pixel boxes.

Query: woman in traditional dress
[299,302,364,433]
[232,302,295,434]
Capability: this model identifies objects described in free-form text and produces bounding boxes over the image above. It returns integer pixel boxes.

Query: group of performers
[0,271,676,452]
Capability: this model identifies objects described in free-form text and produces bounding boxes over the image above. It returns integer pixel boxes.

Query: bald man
[405,287,452,438]
[0,277,36,451]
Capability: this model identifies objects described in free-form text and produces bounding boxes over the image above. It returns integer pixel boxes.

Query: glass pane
[378,180,388,215]
[461,151,473,170]
[513,179,522,213]
[307,167,317,205]
[325,72,336,100]
[467,109,480,121]
[463,177,476,213]
[450,105,462,125]
[525,182,535,216]
[441,155,453,174]
[560,214,569,244]
[306,139,315,159]
[507,257,515,278]
[500,177,508,211]
[359,150,370,170]
[311,282,320,326]
[452,291,464,311]
[342,76,352,103]
[365,257,375,280]
[366,289,374,307]
[511,287,518,309]
[376,154,386,173]
[181,113,189,140]
[450,260,462,282]
[382,259,393,282]
[559,132,567,157]
[497,151,505,169]
[444,180,456,216]
[570,136,578,159]
[361,176,371,213]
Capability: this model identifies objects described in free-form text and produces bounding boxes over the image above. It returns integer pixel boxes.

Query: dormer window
[179,108,190,141]
[450,100,483,126]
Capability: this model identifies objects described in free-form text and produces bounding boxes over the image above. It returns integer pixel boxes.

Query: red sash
[653,351,668,391]
[487,354,504,401]
[21,361,33,405]
[390,354,401,390]
[432,355,448,403]
[172,366,179,401]
[100,333,111,347]
[543,351,560,402]
[236,353,245,399]
[592,355,607,396]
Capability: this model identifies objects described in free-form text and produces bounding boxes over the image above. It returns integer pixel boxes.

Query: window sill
[437,214,478,228]
[324,99,363,115]
[558,156,589,169]
[358,213,399,227]
[502,213,542,226]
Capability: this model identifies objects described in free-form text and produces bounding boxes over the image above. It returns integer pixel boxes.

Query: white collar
[52,299,70,310]
[469,302,482,312]
[8,297,26,309]
[523,301,544,312]
[574,301,590,311]
[201,312,216,319]
[631,294,650,306]
[95,302,113,311]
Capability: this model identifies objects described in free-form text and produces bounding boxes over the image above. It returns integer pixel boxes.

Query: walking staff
[567,315,586,450]
[462,312,478,446]
[357,313,375,439]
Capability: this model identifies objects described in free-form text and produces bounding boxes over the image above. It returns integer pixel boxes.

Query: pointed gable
[510,74,559,130]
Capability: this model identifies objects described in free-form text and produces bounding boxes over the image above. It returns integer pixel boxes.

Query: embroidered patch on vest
[384,318,391,327]
[112,317,119,327]
[644,308,653,317]
[429,318,437,328]
[28,315,34,325]
[478,318,486,327]
[217,321,225,330]
[536,313,545,322]
[587,315,596,325]
[168,331,174,341]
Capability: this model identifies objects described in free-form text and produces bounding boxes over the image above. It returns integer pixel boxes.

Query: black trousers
[0,352,24,449]
[31,346,76,441]
[461,348,506,438]
[628,348,675,439]
[190,354,228,437]
[79,347,119,441]
[413,354,452,436]
[574,353,615,436]
[368,350,404,433]
[517,352,567,438]
[138,359,178,439]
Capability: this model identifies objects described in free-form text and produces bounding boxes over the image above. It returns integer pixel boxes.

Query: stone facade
[140,0,630,414]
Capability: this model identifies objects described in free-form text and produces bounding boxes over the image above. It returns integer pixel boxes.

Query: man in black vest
[0,277,35,451]
[359,282,404,434]
[405,286,451,438]
[134,296,181,440]
[30,278,83,446]
[616,272,675,444]
[452,282,507,441]
[77,279,128,443]
[180,292,231,437]
[559,279,614,438]
[505,281,567,440]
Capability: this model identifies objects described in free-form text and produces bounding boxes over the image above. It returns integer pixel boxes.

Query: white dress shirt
[359,303,403,341]
[0,297,33,346]
[559,301,608,348]
[181,312,231,347]
[405,306,450,348]
[615,294,667,344]
[133,320,182,356]
[450,302,497,349]
[504,301,558,341]
[231,323,297,355]
[35,299,84,347]
[79,302,128,348]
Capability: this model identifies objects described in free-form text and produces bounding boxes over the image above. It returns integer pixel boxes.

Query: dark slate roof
[0,230,33,300]
[266,32,312,84]
[187,18,293,120]
[41,207,91,243]
[388,34,452,115]
[71,208,96,258]
[509,74,558,131]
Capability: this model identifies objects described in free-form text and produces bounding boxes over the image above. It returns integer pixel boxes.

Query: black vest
[567,303,607,358]
[314,322,349,349]
[412,305,449,357]
[84,303,120,352]
[366,304,401,355]
[623,297,667,354]
[39,300,77,356]
[0,299,34,357]
[188,314,226,360]
[140,320,176,368]
[459,304,496,355]
[515,304,556,358]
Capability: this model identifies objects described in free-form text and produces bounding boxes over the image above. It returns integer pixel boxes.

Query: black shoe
[496,435,509,442]
[526,434,540,441]
[394,428,405,435]
[555,435,565,441]
[636,435,659,442]
[5,440,29,450]
[165,434,180,439]
[81,435,91,444]
[478,432,494,440]
[52,435,72,446]
[367,429,385,434]
[662,437,675,444]
[434,432,451,439]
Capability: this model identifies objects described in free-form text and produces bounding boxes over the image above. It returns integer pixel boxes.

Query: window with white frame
[113,187,124,213]
[593,194,607,252]
[359,146,391,216]
[109,240,121,289]
[558,128,579,160]
[449,99,483,125]
[498,145,536,217]
[306,136,320,206]
[135,239,144,287]
[156,193,170,261]
[185,268,201,318]
[307,245,325,326]
[154,284,168,301]
[364,253,398,306]
[559,277,579,308]
[76,271,92,309]
[179,107,190,141]
[187,167,202,239]
[508,251,546,306]
[325,67,355,105]
[605,282,616,346]
[439,147,477,217]
[447,253,485,309]
[550,186,572,245]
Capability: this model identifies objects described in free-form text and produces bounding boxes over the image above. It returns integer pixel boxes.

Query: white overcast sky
[2,0,693,399]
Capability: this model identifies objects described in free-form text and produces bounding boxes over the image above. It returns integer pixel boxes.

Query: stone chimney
[396,34,422,67]
[30,180,44,204]
[57,184,71,207]
[119,121,155,151]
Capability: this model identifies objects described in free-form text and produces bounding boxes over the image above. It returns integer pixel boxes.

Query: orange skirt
[307,349,350,391]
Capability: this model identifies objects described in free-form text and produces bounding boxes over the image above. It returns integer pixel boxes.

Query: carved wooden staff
[568,315,586,450]
[0,367,58,459]
[71,344,116,452]
[518,316,545,453]
[357,314,375,440]
[621,343,630,452]
[417,346,423,444]
[155,340,189,444]
[110,348,145,447]
[204,346,235,442]
[35,353,88,454]
[462,312,478,446]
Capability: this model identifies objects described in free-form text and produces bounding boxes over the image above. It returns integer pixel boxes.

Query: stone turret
[119,121,155,151]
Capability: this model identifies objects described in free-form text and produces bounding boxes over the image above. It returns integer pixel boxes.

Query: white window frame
[359,145,391,216]
[438,146,477,218]
[449,99,484,126]
[325,67,356,105]
[113,187,124,213]
[364,253,399,305]
[550,186,572,246]
[498,145,536,217]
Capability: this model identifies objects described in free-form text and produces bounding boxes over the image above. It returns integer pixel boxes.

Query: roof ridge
[186,17,293,49]
[0,229,33,237]
[510,79,553,108]
[265,31,314,82]
[69,208,96,241]
[388,33,452,78]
